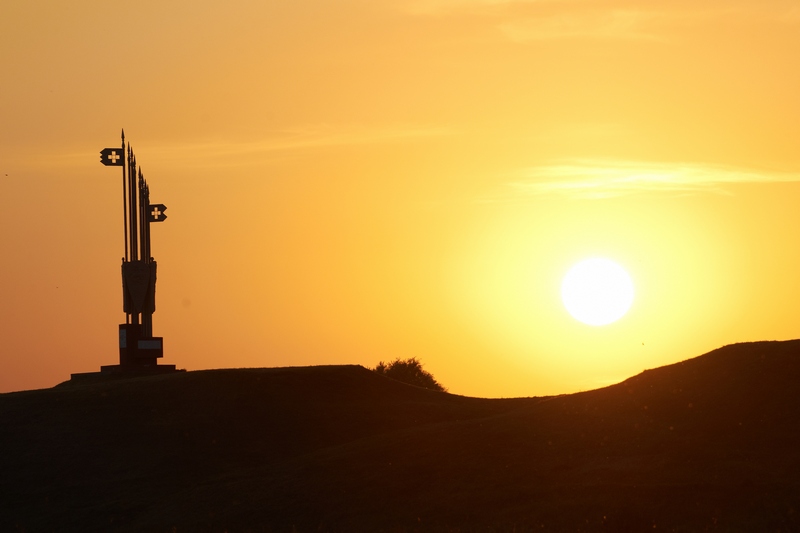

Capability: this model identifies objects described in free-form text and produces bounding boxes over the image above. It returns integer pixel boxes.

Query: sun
[561,258,634,326]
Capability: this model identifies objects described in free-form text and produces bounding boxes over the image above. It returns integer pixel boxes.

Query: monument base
[70,364,184,383]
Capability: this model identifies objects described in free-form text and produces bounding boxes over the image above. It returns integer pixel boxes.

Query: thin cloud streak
[148,125,452,163]
[504,160,800,199]
[403,0,545,15]
[52,124,453,169]
[500,9,663,41]
[403,1,800,41]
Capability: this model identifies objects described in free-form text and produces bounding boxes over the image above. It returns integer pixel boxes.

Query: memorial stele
[72,130,182,380]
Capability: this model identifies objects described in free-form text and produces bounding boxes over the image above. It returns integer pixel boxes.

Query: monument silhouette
[72,130,180,379]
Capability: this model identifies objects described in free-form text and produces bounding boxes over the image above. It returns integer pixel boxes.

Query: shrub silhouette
[373,357,447,392]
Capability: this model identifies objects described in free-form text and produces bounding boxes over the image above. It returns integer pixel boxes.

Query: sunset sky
[2,0,800,397]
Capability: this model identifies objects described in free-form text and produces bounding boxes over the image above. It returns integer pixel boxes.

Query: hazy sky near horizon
[2,0,800,396]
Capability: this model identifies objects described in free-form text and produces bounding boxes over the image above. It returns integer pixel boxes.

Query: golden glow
[561,258,634,326]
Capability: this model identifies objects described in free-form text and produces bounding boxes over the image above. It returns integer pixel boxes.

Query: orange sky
[2,0,800,396]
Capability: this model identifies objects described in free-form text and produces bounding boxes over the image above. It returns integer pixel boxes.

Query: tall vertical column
[129,150,138,264]
[121,129,128,264]
[128,151,139,327]
[121,131,130,325]
[140,171,152,339]
[139,170,147,263]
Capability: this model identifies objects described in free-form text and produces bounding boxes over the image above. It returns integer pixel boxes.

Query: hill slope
[2,341,800,532]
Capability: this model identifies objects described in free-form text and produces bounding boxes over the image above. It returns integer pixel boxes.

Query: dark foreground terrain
[2,341,800,532]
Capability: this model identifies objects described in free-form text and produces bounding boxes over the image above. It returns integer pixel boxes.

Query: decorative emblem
[148,204,168,222]
[100,148,124,166]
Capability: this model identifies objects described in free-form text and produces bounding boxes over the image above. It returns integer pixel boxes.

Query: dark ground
[2,340,800,532]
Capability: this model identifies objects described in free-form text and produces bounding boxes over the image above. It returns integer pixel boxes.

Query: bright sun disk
[561,258,634,326]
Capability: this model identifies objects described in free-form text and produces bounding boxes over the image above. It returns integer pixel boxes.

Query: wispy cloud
[404,1,784,42]
[147,124,451,163]
[502,160,800,199]
[403,0,543,16]
[402,0,670,42]
[51,124,452,169]
[500,9,663,42]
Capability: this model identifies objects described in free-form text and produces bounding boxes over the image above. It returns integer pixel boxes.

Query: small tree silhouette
[373,357,447,392]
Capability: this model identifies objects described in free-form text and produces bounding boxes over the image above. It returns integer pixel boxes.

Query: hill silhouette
[2,340,800,532]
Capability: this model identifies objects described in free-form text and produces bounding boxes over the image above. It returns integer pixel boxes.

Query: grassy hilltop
[2,340,800,532]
